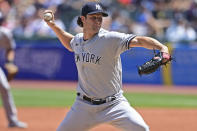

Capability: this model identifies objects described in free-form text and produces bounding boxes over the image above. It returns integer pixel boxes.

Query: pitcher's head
[77,2,108,28]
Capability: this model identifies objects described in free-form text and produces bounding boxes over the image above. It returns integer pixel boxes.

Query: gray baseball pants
[57,94,149,131]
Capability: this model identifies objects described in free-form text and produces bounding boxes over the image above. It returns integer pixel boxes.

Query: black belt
[77,93,116,105]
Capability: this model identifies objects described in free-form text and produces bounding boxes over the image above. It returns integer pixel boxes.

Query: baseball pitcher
[43,2,172,131]
[0,12,27,128]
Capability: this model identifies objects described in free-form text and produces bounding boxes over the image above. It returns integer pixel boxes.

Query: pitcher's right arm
[43,10,74,52]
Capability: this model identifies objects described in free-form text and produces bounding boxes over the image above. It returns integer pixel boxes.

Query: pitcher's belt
[77,93,116,105]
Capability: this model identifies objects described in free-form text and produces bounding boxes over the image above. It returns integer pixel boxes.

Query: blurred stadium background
[1,0,197,131]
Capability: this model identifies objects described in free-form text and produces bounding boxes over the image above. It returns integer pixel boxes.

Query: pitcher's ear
[77,16,83,27]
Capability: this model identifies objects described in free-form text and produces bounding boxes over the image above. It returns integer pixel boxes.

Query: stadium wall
[0,39,197,86]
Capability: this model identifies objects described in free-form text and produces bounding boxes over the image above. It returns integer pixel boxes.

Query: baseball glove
[4,62,18,81]
[138,52,172,76]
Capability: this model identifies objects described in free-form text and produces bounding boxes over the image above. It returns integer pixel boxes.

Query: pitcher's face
[82,13,103,33]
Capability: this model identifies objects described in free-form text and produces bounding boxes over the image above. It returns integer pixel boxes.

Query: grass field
[0,88,197,108]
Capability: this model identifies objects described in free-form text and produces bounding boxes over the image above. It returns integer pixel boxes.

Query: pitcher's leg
[57,99,96,131]
[104,99,149,131]
[112,101,149,131]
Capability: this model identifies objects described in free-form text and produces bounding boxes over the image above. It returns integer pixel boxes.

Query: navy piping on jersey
[126,35,137,50]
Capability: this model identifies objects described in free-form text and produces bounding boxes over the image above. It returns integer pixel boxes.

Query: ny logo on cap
[95,4,102,10]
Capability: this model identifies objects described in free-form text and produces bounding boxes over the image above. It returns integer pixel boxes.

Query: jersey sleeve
[106,31,136,56]
[69,37,75,51]
[69,33,82,52]
[0,28,16,50]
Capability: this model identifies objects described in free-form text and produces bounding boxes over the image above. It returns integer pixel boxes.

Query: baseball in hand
[43,12,53,21]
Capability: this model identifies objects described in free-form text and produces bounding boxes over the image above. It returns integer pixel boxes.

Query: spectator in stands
[186,0,197,32]
[165,17,196,43]
[1,0,197,42]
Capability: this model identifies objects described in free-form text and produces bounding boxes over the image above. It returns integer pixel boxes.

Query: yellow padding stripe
[162,43,173,86]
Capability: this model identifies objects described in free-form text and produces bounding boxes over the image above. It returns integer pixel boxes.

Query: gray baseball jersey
[70,28,136,98]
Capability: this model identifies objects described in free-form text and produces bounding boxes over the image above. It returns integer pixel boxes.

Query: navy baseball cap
[81,2,108,17]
